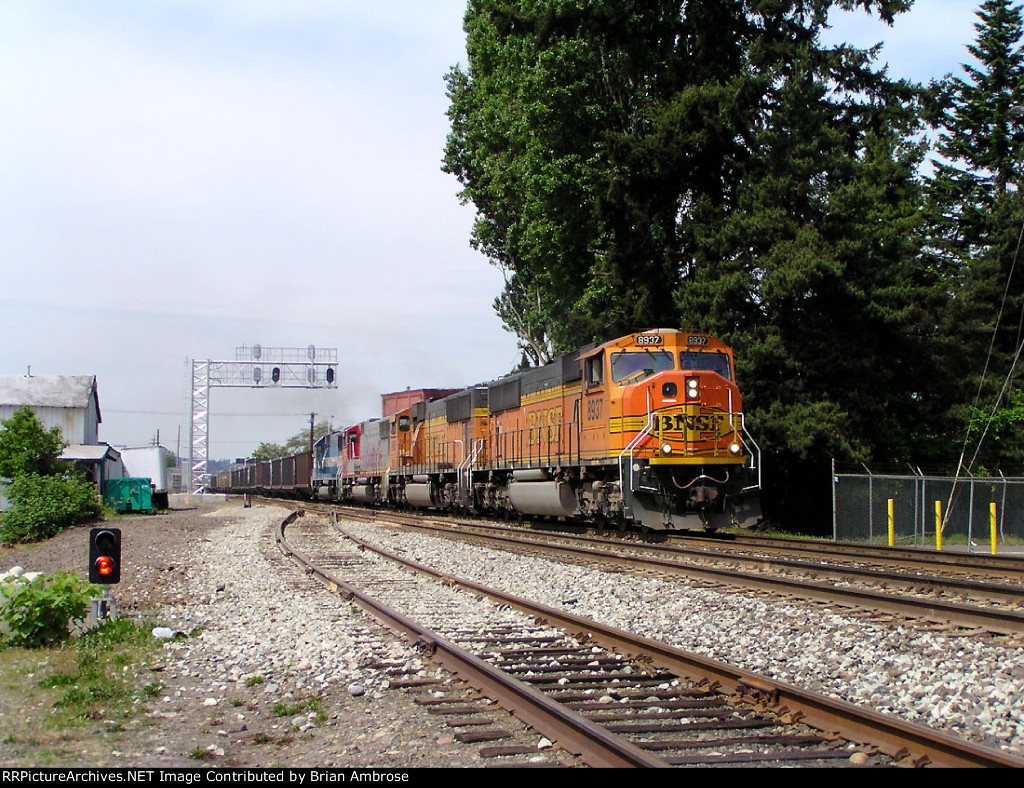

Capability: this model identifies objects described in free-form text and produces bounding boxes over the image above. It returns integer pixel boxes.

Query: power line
[107,410,318,417]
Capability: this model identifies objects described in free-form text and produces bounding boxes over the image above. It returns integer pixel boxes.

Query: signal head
[88,527,122,585]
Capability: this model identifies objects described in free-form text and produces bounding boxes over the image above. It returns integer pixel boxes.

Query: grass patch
[272,697,321,717]
[272,696,326,726]
[0,617,168,765]
[251,731,294,746]
[39,620,154,723]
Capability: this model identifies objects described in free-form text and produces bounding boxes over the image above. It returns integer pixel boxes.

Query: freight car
[210,452,311,498]
[293,329,760,531]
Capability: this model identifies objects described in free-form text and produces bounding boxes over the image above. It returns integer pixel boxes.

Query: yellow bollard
[935,500,942,552]
[991,502,998,556]
[888,499,894,547]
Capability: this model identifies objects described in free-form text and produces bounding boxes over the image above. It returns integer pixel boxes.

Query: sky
[0,0,988,460]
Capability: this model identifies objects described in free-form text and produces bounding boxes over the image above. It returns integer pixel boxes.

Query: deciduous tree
[0,406,66,479]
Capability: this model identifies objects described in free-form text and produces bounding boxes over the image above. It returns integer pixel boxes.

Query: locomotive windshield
[679,351,732,381]
[611,350,674,384]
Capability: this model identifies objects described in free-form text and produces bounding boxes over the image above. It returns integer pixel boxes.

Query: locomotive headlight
[685,377,700,400]
[729,442,742,455]
[661,443,673,456]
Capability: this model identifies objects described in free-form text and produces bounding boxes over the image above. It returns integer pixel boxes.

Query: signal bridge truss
[189,345,338,494]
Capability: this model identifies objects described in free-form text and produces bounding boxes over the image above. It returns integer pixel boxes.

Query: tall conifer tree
[926,0,1024,469]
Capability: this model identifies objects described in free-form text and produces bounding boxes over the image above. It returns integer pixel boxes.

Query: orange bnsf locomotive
[306,329,761,531]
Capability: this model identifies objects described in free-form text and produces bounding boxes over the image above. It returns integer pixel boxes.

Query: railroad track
[272,505,1024,768]
[665,531,1024,584]
[314,505,1024,639]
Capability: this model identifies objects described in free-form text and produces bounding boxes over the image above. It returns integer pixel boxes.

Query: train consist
[212,329,762,531]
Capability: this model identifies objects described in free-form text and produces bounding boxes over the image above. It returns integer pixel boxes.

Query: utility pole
[309,411,316,487]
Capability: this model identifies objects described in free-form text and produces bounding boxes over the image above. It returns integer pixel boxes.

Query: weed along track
[275,508,1024,768]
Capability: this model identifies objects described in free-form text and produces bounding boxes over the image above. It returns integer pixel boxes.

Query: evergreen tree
[444,2,916,365]
[926,0,1024,470]
[674,6,933,526]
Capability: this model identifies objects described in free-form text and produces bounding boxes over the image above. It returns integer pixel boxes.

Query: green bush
[0,571,101,649]
[0,473,101,542]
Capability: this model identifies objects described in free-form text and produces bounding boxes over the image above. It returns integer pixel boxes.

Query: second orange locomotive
[311,329,761,531]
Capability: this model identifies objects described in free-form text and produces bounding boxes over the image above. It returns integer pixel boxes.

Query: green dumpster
[103,477,153,513]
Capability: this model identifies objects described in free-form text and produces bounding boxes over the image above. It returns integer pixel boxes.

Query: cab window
[610,351,674,384]
[679,351,733,381]
[585,354,604,388]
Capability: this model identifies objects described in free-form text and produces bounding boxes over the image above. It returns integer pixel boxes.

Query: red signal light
[95,556,116,577]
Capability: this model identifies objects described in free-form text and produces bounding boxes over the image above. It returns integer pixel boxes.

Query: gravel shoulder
[0,501,558,768]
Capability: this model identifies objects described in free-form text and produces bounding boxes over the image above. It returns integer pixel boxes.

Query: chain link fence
[832,463,1024,546]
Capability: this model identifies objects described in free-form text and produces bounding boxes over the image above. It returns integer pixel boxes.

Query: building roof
[61,443,120,462]
[0,375,100,421]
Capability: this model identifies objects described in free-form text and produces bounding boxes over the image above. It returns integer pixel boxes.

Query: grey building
[0,374,123,495]
[0,374,101,445]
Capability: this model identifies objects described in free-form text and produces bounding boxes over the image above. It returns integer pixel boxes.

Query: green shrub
[0,406,66,478]
[0,571,101,648]
[0,473,101,542]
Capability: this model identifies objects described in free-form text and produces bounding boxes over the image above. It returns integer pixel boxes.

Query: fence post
[968,472,975,552]
[935,500,943,552]
[919,474,926,547]
[888,498,894,547]
[831,458,837,541]
[991,501,998,556]
[999,470,1008,542]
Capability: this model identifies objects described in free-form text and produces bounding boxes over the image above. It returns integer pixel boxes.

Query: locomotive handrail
[618,389,657,495]
[456,438,485,508]
[736,413,763,491]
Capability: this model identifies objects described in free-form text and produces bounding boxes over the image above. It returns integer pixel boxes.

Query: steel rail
[327,513,1024,768]
[274,511,670,768]
[678,533,1024,579]
[381,515,1024,604]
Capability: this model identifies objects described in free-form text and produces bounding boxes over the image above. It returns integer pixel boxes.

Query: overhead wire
[944,201,1024,532]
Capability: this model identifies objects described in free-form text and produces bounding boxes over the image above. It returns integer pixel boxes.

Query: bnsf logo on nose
[636,335,663,346]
